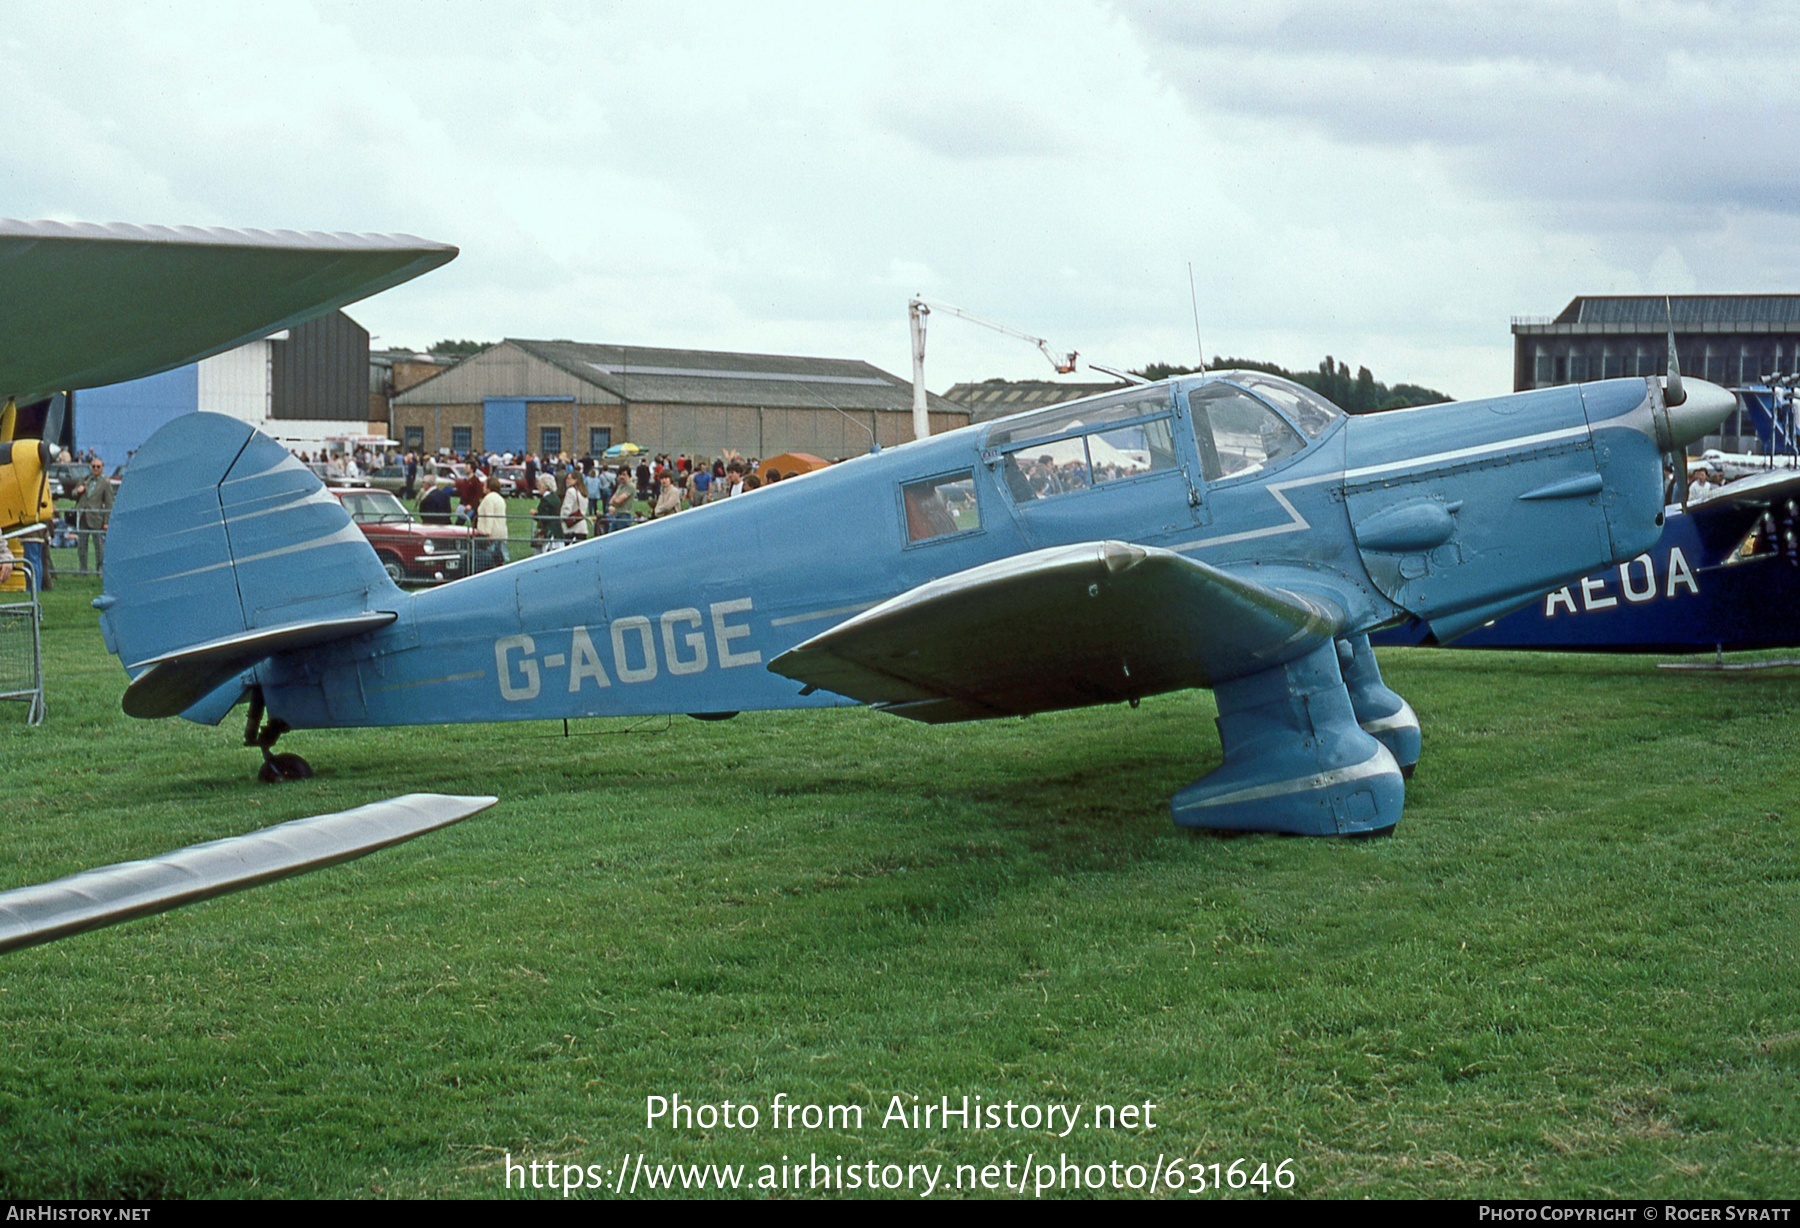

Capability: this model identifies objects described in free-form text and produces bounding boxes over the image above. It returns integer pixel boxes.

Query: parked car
[326,487,482,585]
[494,465,527,497]
[360,465,412,495]
[306,461,355,489]
[46,462,92,499]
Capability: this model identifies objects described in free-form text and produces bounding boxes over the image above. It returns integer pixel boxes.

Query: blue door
[483,397,528,455]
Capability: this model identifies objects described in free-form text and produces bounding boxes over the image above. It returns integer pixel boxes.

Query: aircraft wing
[1684,469,1800,562]
[0,220,457,401]
[0,793,495,954]
[768,540,1342,723]
[1696,468,1800,511]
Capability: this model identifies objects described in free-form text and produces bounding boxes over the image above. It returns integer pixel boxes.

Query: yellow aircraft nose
[0,437,53,532]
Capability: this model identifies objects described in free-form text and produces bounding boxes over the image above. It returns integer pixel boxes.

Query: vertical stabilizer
[98,413,404,720]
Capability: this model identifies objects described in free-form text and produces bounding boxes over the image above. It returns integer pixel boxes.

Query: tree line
[1133,356,1451,413]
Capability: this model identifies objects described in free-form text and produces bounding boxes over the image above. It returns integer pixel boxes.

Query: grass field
[0,573,1796,1199]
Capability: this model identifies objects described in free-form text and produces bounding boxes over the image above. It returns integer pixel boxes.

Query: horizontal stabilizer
[123,611,397,718]
[0,220,456,400]
[0,793,496,954]
[769,541,1341,722]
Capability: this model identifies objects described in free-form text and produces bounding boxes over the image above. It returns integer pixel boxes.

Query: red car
[327,487,480,585]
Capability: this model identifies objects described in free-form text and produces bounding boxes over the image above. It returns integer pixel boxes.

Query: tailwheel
[245,687,311,784]
[258,752,314,784]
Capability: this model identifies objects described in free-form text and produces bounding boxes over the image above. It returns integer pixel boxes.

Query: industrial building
[75,310,377,467]
[390,340,967,460]
[1513,295,1800,451]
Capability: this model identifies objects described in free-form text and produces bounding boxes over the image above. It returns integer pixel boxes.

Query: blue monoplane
[0,222,1736,839]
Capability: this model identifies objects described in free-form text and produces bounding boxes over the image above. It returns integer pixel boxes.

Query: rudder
[97,413,403,720]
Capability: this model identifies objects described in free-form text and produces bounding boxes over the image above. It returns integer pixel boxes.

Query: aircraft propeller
[1664,299,1691,508]
[41,392,66,453]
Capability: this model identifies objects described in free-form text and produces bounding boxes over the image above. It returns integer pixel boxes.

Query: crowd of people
[322,446,817,557]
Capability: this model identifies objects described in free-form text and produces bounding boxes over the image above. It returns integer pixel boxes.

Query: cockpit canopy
[1186,371,1341,482]
[980,370,1343,496]
[1208,370,1342,439]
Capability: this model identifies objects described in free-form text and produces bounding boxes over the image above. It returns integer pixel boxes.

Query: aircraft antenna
[1188,262,1206,372]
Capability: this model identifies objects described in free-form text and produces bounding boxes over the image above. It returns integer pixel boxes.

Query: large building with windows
[1513,295,1800,451]
[389,340,967,460]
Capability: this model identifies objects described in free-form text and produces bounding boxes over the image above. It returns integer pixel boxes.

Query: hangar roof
[1517,295,1800,334]
[488,339,958,413]
[944,378,1130,423]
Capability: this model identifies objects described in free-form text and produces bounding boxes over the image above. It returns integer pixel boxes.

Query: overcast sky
[5,1,1797,399]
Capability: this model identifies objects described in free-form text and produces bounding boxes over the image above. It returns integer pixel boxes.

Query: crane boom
[908,296,1079,441]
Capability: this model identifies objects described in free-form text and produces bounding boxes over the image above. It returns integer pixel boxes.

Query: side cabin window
[1092,420,1178,484]
[988,389,1179,503]
[902,470,980,542]
[1187,384,1305,482]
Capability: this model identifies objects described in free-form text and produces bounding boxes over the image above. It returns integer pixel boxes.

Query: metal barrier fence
[43,515,108,579]
[0,553,45,725]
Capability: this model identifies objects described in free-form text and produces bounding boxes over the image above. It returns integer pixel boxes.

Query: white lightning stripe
[1168,472,1336,551]
[1171,426,1593,553]
[770,601,881,628]
[143,460,339,542]
[140,490,335,542]
[1339,425,1590,482]
[1181,748,1399,809]
[367,670,487,694]
[152,523,366,582]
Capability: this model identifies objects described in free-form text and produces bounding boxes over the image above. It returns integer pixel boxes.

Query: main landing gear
[1338,633,1421,779]
[1171,636,1417,837]
[245,687,312,784]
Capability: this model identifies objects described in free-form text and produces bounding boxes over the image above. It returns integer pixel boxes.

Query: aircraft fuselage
[256,373,1675,730]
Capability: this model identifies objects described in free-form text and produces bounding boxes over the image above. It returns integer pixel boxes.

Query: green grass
[0,575,1796,1198]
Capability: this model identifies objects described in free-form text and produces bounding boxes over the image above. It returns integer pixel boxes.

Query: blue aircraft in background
[0,220,1737,840]
[1374,372,1800,657]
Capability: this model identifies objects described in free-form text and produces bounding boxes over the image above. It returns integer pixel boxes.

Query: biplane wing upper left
[0,220,458,590]
[0,219,457,402]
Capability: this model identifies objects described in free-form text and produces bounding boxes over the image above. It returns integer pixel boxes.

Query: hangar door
[483,397,527,455]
